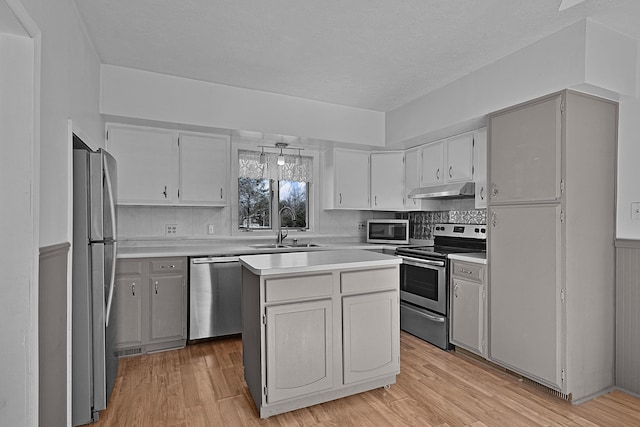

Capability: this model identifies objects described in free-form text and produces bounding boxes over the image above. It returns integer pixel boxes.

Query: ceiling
[75,0,640,112]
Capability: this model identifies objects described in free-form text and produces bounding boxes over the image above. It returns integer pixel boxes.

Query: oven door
[398,256,447,315]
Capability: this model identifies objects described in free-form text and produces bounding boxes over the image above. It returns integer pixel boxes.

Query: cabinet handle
[454,284,459,298]
[155,281,158,294]
[436,168,440,180]
[460,268,473,275]
[160,265,176,269]
[480,186,485,200]
[491,211,497,227]
[339,193,342,204]
[449,166,453,178]
[375,195,377,206]
[162,186,168,198]
[131,282,135,296]
[491,183,498,197]
[220,188,223,199]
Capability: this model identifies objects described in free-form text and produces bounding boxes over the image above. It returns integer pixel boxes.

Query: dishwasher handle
[191,256,241,264]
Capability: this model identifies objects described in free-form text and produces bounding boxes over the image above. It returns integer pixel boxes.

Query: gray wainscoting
[615,239,640,397]
[39,242,70,427]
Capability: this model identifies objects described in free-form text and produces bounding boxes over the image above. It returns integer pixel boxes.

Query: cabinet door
[404,147,421,210]
[334,149,369,209]
[420,141,444,186]
[149,274,185,343]
[178,133,230,206]
[446,133,474,183]
[489,204,562,388]
[450,277,483,355]
[106,124,177,204]
[370,152,405,210]
[473,128,487,208]
[265,299,333,403]
[489,95,562,203]
[342,291,399,384]
[114,275,143,349]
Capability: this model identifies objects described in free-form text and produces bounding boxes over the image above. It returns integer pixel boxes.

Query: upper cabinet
[370,151,405,210]
[323,148,370,210]
[473,128,487,209]
[107,124,178,204]
[420,132,474,187]
[106,123,230,206]
[488,96,561,204]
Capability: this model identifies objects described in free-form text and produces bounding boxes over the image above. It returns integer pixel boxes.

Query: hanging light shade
[259,146,266,164]
[277,147,285,166]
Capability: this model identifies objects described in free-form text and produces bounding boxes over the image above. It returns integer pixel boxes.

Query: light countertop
[239,249,402,276]
[448,252,487,264]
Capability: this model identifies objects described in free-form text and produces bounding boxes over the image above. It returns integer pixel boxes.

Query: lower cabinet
[243,265,400,418]
[343,291,399,384]
[450,260,486,358]
[114,257,187,356]
[265,299,333,403]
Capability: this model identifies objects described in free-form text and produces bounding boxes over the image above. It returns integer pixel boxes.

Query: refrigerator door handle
[103,153,117,239]
[105,241,117,327]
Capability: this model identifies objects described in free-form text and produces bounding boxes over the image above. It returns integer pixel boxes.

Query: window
[238,149,312,231]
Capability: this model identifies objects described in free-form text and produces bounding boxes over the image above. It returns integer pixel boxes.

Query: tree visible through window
[238,178,308,230]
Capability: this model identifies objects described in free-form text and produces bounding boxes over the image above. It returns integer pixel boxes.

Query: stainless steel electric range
[395,223,486,350]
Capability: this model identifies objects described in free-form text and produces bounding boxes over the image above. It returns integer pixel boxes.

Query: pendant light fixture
[275,142,287,166]
[295,149,302,166]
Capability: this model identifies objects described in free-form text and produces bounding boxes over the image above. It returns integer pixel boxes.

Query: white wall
[0,31,36,427]
[23,0,104,247]
[100,64,385,147]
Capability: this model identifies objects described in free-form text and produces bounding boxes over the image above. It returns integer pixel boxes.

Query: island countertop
[239,249,401,276]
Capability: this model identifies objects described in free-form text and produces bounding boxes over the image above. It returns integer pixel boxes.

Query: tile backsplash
[398,209,487,240]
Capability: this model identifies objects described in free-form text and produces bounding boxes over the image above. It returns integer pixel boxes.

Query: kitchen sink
[248,243,322,249]
[288,243,322,248]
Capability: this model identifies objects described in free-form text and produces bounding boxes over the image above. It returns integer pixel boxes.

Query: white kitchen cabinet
[420,141,445,186]
[420,132,474,187]
[265,299,333,403]
[106,124,177,204]
[342,290,399,384]
[404,146,441,211]
[487,90,617,402]
[106,123,230,206]
[370,151,405,210]
[324,148,370,209]
[473,128,487,209]
[450,260,486,358]
[114,257,187,356]
[178,132,230,206]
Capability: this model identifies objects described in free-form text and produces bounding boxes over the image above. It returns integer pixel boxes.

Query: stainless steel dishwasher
[189,255,243,340]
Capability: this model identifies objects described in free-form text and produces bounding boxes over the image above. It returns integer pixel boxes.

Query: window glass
[279,180,307,229]
[238,178,271,230]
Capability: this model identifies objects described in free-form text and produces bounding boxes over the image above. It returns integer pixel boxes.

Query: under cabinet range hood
[408,182,475,199]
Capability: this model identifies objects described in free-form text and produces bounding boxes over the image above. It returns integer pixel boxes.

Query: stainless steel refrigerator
[72,143,118,425]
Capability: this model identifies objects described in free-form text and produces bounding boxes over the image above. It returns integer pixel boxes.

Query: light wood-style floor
[94,332,640,426]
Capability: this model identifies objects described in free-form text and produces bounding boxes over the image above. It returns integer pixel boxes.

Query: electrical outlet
[208,224,215,234]
[357,222,365,232]
[632,202,640,220]
[165,224,178,235]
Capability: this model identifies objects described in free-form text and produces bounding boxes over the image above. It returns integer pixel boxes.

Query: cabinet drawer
[341,267,398,294]
[116,259,144,276]
[265,273,333,303]
[150,258,185,274]
[451,261,484,282]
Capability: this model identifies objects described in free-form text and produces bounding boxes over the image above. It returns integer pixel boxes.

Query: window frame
[232,138,318,237]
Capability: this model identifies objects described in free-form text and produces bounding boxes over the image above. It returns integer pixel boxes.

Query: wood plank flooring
[94,332,640,426]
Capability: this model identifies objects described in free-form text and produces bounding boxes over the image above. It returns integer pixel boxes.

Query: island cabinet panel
[342,291,399,384]
[265,273,333,303]
[341,267,397,294]
[265,299,333,403]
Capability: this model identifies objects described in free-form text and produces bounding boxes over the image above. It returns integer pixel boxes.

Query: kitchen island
[240,249,401,418]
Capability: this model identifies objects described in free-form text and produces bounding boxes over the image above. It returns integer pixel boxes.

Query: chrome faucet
[277,206,296,245]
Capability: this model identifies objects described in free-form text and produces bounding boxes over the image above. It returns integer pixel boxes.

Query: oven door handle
[401,303,446,323]
[398,256,446,268]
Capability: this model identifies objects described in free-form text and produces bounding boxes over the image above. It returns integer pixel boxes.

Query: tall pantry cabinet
[487,90,617,402]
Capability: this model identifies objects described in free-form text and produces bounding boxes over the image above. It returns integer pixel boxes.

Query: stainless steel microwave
[366,219,409,244]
